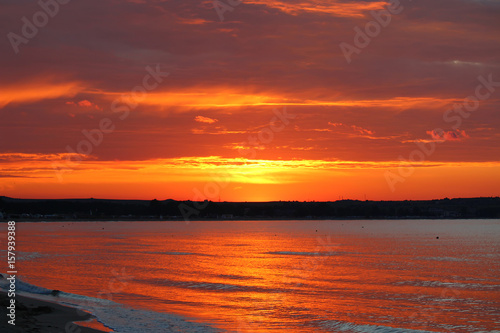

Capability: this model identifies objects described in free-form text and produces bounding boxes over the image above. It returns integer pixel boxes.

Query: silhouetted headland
[0,196,499,221]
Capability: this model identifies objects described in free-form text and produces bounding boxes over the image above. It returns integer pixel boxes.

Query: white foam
[0,275,53,294]
[1,276,225,333]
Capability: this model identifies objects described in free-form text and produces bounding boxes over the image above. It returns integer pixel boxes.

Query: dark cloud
[0,0,499,164]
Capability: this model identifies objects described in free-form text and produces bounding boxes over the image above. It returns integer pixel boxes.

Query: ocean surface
[1,219,499,332]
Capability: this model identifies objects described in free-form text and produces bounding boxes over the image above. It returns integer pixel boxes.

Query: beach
[0,291,109,333]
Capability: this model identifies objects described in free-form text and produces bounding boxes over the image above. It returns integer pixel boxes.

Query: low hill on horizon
[1,196,499,221]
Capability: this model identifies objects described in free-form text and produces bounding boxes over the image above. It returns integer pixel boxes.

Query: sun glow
[1,154,499,201]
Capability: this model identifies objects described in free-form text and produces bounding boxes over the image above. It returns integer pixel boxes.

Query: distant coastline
[1,196,499,221]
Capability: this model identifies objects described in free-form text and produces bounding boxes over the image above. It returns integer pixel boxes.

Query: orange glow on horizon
[1,154,499,201]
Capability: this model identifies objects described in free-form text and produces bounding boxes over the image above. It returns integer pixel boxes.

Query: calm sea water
[4,220,500,332]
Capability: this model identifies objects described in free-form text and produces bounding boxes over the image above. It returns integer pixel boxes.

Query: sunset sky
[1,0,499,201]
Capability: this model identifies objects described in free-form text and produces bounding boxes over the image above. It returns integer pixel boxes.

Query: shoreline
[0,290,110,333]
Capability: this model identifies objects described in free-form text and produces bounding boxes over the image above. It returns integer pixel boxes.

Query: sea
[1,219,499,332]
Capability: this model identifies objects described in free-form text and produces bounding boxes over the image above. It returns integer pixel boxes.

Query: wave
[418,256,472,262]
[318,320,435,333]
[142,251,212,256]
[0,274,55,295]
[265,251,338,256]
[140,277,268,293]
[216,274,258,281]
[0,250,47,261]
[395,280,500,290]
[0,275,225,332]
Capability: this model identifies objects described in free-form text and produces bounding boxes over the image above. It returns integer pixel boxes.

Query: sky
[0,0,499,201]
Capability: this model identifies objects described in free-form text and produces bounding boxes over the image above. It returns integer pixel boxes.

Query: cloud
[116,90,456,109]
[66,100,103,110]
[246,0,387,17]
[350,125,374,135]
[0,80,84,109]
[328,122,374,135]
[0,0,499,200]
[0,153,88,162]
[194,115,219,124]
[426,129,470,142]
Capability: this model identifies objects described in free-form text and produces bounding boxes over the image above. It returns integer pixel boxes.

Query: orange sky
[0,0,499,201]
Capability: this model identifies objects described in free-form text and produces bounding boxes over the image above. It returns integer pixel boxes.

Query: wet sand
[0,291,109,333]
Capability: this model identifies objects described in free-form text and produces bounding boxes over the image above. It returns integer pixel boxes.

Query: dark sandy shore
[0,291,109,333]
